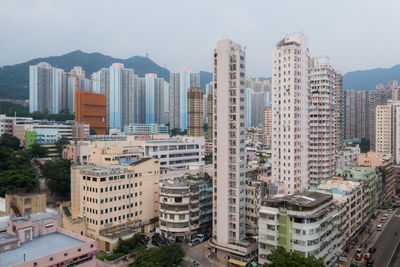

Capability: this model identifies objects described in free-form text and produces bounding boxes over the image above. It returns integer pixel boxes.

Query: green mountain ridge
[0,50,170,100]
[1,50,400,100]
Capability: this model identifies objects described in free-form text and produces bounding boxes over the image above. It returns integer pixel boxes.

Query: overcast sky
[1,0,400,77]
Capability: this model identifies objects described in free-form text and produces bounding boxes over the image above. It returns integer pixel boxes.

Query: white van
[189,237,200,247]
[377,224,383,231]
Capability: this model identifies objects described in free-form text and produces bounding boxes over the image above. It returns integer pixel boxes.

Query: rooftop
[265,191,332,208]
[317,179,361,197]
[129,157,151,166]
[0,232,85,266]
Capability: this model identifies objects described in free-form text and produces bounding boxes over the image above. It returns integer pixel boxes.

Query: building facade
[376,101,400,163]
[169,67,200,131]
[109,63,134,130]
[159,175,212,242]
[316,178,366,255]
[369,85,393,151]
[187,87,204,137]
[206,92,213,142]
[336,166,378,217]
[309,57,336,187]
[356,90,369,140]
[0,213,97,267]
[145,73,169,125]
[70,159,160,241]
[344,89,357,139]
[137,136,205,169]
[335,72,344,150]
[75,91,106,135]
[271,33,311,194]
[124,123,169,135]
[358,152,396,206]
[211,39,257,265]
[259,192,339,266]
[29,62,67,114]
[263,107,272,149]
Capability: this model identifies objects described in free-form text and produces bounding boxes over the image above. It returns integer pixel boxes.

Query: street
[372,209,400,267]
[182,241,223,267]
[348,209,400,267]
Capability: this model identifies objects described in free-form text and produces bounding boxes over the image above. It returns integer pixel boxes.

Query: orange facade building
[75,91,106,135]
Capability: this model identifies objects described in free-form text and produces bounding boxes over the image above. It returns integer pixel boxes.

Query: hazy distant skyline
[1,0,400,77]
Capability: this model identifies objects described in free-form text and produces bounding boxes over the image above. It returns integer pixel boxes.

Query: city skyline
[2,1,400,77]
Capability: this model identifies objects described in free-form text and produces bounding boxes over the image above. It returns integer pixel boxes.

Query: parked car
[189,237,200,247]
[369,247,376,253]
[204,232,212,241]
[354,253,362,261]
[196,234,204,242]
[366,259,374,267]
[377,224,383,231]
[356,246,365,254]
[383,213,389,218]
[364,253,371,260]
[389,208,394,213]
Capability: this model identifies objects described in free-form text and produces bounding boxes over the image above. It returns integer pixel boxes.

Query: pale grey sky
[1,0,399,77]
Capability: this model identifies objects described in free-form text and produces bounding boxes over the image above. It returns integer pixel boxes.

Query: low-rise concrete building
[336,166,378,219]
[259,192,339,266]
[358,152,396,207]
[0,114,32,136]
[159,174,212,242]
[245,179,268,236]
[13,120,89,147]
[4,192,46,217]
[65,135,205,171]
[66,158,160,251]
[124,123,169,135]
[316,179,366,243]
[137,136,205,169]
[336,144,360,169]
[0,212,97,267]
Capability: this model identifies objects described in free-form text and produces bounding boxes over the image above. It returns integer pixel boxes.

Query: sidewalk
[346,209,394,266]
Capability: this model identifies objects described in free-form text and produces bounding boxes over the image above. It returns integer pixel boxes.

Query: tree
[113,233,143,254]
[7,150,33,170]
[0,169,39,197]
[54,137,70,155]
[28,143,49,158]
[265,246,325,267]
[129,244,185,267]
[0,134,21,150]
[42,159,71,198]
[0,146,14,170]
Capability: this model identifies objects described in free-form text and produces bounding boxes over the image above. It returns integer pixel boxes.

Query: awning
[251,261,258,267]
[228,258,247,267]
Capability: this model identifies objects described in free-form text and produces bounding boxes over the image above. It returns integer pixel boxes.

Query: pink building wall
[12,228,97,267]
